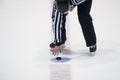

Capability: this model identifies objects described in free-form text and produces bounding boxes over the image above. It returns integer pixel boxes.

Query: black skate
[49,42,65,51]
[55,0,70,13]
[89,44,97,56]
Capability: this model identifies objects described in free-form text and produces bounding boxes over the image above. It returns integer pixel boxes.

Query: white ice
[0,0,120,80]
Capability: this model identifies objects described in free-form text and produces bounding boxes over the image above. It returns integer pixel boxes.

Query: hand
[52,46,61,56]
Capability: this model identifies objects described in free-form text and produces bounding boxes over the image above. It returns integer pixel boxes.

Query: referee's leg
[77,0,96,47]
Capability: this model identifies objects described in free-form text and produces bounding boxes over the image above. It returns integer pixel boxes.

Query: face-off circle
[51,57,71,63]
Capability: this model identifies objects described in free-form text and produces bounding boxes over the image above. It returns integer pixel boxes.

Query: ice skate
[89,44,97,56]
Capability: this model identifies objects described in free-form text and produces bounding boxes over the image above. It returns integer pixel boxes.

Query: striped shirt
[71,0,86,5]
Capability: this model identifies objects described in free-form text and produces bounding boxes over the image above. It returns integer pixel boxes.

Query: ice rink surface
[0,0,120,80]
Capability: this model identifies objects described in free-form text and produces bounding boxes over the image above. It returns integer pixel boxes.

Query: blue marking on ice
[51,57,71,63]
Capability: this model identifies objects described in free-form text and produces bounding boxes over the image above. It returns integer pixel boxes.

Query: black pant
[52,0,96,46]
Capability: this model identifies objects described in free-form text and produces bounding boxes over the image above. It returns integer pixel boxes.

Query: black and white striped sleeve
[70,0,86,5]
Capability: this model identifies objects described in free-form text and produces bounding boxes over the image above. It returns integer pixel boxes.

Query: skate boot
[49,42,65,51]
[55,0,70,13]
[89,44,97,56]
